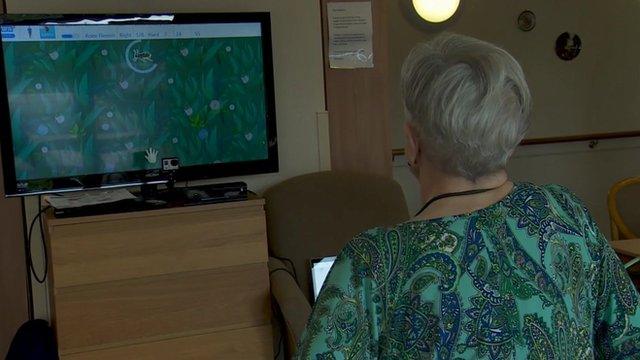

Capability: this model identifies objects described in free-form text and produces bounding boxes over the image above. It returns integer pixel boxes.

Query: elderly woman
[296,33,640,359]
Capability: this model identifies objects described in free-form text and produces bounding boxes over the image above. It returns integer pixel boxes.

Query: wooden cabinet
[44,199,273,359]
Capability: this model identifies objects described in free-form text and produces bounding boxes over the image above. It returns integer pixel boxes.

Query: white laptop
[310,256,337,301]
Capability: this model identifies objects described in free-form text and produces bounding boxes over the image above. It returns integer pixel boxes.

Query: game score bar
[0,23,261,42]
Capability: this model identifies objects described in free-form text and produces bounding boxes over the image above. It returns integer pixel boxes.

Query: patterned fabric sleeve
[593,242,640,358]
[295,230,385,360]
[547,184,640,358]
[591,227,640,358]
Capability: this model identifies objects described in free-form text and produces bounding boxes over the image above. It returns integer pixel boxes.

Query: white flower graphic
[167,78,174,84]
[209,100,220,111]
[101,49,108,56]
[225,46,232,52]
[106,111,114,118]
[229,104,236,111]
[55,115,65,124]
[49,51,59,60]
[241,75,249,84]
[36,124,48,136]
[34,83,42,90]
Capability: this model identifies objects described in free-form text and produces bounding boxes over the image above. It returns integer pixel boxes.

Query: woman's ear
[404,122,420,166]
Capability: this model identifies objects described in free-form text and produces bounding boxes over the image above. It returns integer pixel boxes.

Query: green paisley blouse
[296,183,640,359]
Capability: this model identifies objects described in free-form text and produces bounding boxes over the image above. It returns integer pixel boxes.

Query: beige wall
[0,161,29,357]
[389,0,640,142]
[390,0,640,236]
[9,0,328,320]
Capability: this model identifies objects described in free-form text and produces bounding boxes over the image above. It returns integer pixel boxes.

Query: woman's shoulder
[515,182,592,223]
[497,183,601,246]
[346,221,453,252]
[341,220,463,273]
[343,226,394,260]
[514,182,586,206]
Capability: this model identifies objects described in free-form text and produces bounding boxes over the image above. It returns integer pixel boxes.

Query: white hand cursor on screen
[145,148,158,164]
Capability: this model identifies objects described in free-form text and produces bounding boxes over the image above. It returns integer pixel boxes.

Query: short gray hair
[401,33,531,180]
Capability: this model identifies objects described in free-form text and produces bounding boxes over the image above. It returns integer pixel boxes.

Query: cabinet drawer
[61,325,273,360]
[55,264,271,353]
[48,204,267,288]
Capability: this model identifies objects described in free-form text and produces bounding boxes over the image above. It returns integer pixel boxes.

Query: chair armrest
[268,257,312,351]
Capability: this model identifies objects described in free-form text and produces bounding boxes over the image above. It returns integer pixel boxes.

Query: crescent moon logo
[125,39,158,74]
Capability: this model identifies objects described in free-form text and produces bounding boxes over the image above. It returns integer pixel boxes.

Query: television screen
[0,13,278,196]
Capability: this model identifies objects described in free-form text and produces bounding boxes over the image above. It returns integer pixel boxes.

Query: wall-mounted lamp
[412,0,460,23]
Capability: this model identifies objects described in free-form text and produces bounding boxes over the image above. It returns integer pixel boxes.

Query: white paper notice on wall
[327,1,374,69]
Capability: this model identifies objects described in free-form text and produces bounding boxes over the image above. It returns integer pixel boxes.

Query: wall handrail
[392,130,640,159]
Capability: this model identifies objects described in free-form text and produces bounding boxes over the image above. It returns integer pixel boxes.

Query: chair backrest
[608,176,640,240]
[264,171,410,301]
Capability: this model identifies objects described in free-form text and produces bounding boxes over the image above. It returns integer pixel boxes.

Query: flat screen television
[0,13,278,196]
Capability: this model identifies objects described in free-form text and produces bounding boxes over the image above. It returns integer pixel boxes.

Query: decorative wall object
[555,32,582,61]
[517,10,536,31]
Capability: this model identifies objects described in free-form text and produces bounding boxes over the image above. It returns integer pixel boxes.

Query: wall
[0,2,29,354]
[0,158,29,357]
[8,0,328,321]
[390,0,640,235]
[389,0,640,142]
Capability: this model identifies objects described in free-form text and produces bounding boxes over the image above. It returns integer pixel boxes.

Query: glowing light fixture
[412,0,460,23]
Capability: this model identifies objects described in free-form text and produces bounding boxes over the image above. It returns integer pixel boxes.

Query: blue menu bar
[2,22,261,42]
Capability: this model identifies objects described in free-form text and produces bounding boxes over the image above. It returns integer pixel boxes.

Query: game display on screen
[2,22,269,182]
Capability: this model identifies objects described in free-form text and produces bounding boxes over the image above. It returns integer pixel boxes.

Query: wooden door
[320,0,392,177]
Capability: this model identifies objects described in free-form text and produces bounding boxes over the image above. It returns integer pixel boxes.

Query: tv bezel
[0,12,279,196]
